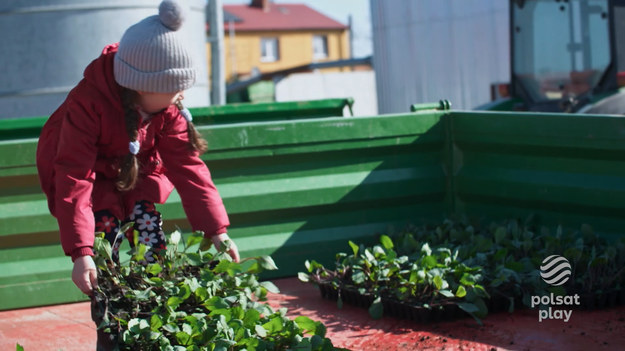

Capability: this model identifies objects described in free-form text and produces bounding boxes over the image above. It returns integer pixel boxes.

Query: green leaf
[185,253,203,266]
[146,263,163,275]
[150,314,163,331]
[177,284,192,300]
[94,236,113,261]
[433,275,443,290]
[132,230,139,248]
[134,288,153,300]
[372,245,386,257]
[380,235,394,250]
[203,296,229,310]
[132,243,148,262]
[293,338,313,351]
[213,260,239,276]
[185,277,201,293]
[209,309,232,322]
[494,226,507,244]
[163,324,179,333]
[421,243,432,256]
[182,323,193,336]
[368,297,383,319]
[505,260,524,273]
[262,316,284,334]
[409,270,419,283]
[199,237,212,251]
[258,256,278,271]
[175,331,192,346]
[311,334,324,349]
[255,324,267,337]
[456,285,467,298]
[423,255,437,269]
[493,248,508,262]
[348,240,359,256]
[298,272,310,282]
[295,316,318,333]
[352,271,366,284]
[460,273,477,286]
[245,261,261,274]
[260,281,280,294]
[243,309,260,328]
[121,330,133,344]
[167,296,184,309]
[170,230,181,246]
[438,289,454,298]
[186,232,204,248]
[457,302,479,313]
[16,344,24,351]
[194,287,209,302]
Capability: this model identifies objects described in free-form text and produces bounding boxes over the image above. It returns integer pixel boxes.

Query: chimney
[251,0,270,12]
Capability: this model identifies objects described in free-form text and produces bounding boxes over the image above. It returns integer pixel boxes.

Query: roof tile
[223,4,347,31]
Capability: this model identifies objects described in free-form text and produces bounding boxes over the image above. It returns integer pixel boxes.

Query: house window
[260,37,279,62]
[312,35,328,60]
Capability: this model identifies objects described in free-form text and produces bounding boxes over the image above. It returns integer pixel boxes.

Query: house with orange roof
[208,0,351,82]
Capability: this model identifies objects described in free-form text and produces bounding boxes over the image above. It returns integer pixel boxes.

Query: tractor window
[615,5,625,74]
[513,0,610,103]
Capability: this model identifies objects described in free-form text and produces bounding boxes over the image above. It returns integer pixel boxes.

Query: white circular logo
[540,255,571,286]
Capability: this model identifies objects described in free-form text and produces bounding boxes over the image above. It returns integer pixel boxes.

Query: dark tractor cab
[485,0,625,114]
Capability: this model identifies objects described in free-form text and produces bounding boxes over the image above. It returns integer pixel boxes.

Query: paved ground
[2,278,625,351]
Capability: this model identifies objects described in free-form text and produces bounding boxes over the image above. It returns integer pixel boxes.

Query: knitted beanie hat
[114,0,196,93]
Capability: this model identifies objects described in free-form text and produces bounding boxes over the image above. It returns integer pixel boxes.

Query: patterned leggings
[94,200,167,262]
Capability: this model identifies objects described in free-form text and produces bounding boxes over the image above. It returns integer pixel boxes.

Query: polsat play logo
[540,255,571,286]
[532,254,580,322]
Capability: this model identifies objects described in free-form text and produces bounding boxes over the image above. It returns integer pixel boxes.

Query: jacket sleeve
[158,110,230,237]
[54,99,99,261]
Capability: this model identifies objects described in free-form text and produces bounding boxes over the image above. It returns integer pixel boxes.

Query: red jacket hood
[83,43,123,109]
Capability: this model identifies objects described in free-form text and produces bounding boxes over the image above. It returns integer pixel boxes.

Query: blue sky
[220,0,373,57]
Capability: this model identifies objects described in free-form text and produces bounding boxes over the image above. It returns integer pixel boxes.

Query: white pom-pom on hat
[159,0,185,31]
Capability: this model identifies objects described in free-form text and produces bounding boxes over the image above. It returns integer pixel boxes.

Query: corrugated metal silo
[0,0,209,119]
[370,0,509,113]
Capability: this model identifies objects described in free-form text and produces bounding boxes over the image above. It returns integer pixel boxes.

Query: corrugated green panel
[451,111,625,239]
[0,98,353,141]
[0,117,48,142]
[0,110,447,310]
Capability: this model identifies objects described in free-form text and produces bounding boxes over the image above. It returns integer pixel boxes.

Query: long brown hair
[115,88,208,191]
[116,88,140,192]
[175,100,207,153]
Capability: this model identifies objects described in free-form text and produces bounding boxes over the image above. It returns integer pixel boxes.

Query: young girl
[36,0,239,297]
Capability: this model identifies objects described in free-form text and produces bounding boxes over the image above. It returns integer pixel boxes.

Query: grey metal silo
[370,0,509,113]
[0,0,210,119]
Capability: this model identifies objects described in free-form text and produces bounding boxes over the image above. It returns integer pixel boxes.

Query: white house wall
[275,71,378,117]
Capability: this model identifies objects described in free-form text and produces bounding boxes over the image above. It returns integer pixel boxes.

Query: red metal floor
[2,278,625,351]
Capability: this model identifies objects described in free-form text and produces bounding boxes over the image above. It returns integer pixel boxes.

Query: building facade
[208,0,350,81]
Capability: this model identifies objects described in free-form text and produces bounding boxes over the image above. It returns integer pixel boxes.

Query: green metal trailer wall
[452,111,625,240]
[0,109,446,310]
[2,105,625,310]
[0,98,353,141]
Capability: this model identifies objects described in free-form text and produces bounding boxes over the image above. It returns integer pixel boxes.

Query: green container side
[451,110,625,239]
[0,98,353,141]
[5,106,625,310]
[0,110,446,310]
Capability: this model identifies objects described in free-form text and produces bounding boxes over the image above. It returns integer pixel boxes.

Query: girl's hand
[211,233,240,262]
[72,255,98,295]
